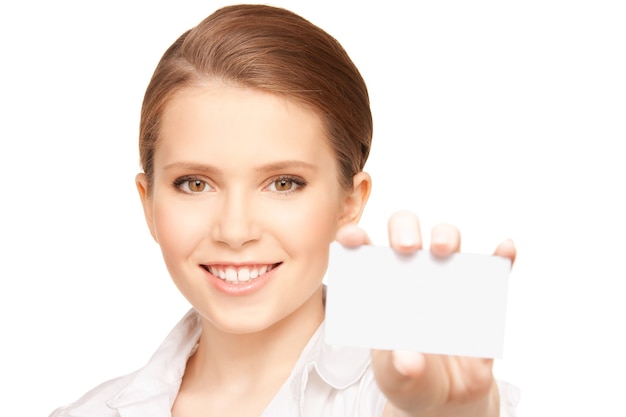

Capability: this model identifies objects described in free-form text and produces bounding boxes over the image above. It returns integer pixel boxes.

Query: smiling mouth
[202,263,282,283]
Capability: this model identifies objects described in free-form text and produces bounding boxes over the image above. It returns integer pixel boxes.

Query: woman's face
[137,81,369,334]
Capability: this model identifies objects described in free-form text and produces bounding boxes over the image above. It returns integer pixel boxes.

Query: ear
[135,173,158,242]
[339,171,371,225]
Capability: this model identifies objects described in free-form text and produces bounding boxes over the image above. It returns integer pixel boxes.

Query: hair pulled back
[140,4,372,190]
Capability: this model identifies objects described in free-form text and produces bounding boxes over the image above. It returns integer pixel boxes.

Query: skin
[136,80,516,417]
[137,81,370,416]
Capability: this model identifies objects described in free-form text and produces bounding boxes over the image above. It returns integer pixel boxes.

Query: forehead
[155,82,336,169]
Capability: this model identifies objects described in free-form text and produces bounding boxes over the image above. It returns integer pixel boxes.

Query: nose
[211,189,261,248]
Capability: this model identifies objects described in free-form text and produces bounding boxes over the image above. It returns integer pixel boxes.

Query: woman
[51,4,518,417]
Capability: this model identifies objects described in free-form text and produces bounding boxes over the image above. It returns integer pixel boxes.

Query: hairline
[144,75,355,195]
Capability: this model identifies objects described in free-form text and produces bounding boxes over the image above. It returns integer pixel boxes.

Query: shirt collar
[76,308,370,416]
[104,309,201,415]
[304,321,372,389]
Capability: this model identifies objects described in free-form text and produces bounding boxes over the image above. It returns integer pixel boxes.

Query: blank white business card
[324,243,511,358]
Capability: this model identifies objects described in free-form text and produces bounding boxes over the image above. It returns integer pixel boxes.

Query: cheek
[270,195,342,257]
[152,199,207,263]
[149,186,345,267]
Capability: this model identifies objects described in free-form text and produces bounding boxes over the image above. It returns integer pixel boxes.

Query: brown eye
[266,176,305,194]
[274,179,293,191]
[188,179,207,192]
[173,176,213,194]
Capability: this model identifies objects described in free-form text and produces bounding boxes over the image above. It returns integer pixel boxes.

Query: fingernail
[392,350,425,376]
[431,227,452,247]
[391,212,420,247]
[398,228,419,247]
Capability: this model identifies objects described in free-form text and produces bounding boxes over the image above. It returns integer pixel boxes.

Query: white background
[1,1,624,415]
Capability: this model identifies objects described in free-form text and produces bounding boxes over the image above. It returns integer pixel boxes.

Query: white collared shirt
[50,309,519,417]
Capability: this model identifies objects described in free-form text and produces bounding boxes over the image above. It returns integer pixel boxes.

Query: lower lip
[204,265,279,296]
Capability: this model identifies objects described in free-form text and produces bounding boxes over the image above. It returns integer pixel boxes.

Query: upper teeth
[208,265,273,283]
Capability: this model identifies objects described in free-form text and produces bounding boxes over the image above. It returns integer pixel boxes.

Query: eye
[273,178,294,192]
[173,176,213,194]
[187,179,208,192]
[266,176,306,193]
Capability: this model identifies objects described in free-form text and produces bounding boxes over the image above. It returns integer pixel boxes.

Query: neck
[185,286,325,391]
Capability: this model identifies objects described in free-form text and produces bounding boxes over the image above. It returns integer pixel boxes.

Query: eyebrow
[255,160,317,173]
[162,160,317,174]
[162,162,221,174]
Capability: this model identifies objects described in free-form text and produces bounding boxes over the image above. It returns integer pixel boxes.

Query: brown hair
[139,4,372,191]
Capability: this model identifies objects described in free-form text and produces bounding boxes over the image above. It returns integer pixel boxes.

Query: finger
[335,223,372,247]
[387,210,422,254]
[391,350,426,377]
[371,349,447,412]
[430,223,461,258]
[373,350,496,414]
[494,238,516,267]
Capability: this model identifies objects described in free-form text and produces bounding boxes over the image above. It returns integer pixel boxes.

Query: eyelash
[171,175,308,195]
[265,175,307,195]
[172,176,213,194]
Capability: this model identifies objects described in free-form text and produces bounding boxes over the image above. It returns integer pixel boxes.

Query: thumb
[371,350,448,413]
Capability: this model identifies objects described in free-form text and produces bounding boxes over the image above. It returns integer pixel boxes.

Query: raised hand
[335,211,516,417]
